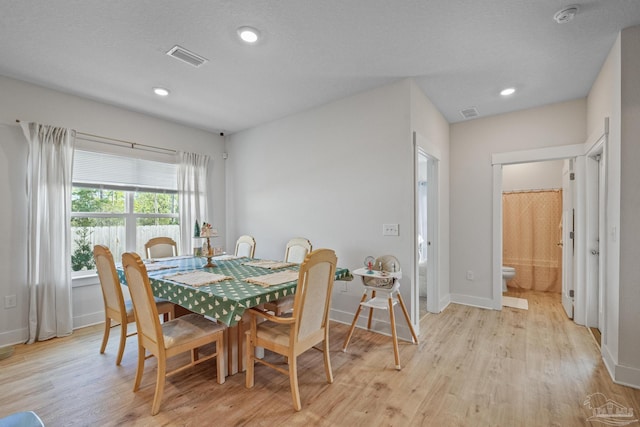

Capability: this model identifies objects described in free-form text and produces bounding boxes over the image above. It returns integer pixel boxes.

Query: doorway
[502,160,566,301]
[492,130,608,329]
[413,133,439,326]
[585,136,606,343]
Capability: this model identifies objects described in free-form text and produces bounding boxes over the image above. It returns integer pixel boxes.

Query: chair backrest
[285,237,312,264]
[122,252,164,350]
[235,235,256,258]
[145,237,177,259]
[93,245,126,318]
[291,249,337,345]
[363,255,401,288]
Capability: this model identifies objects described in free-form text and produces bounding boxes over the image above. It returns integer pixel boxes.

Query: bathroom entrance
[493,127,609,333]
[501,160,567,300]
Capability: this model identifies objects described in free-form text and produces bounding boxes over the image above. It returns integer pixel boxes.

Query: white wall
[0,75,224,346]
[449,99,586,308]
[618,26,640,386]
[502,160,563,192]
[226,79,450,337]
[583,24,640,390]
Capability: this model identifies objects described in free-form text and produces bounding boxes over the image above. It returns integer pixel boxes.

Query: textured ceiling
[1,1,639,134]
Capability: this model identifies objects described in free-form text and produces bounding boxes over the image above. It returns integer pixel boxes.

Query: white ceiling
[2,1,639,134]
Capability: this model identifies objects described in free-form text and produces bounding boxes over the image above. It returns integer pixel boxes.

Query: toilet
[502,266,516,292]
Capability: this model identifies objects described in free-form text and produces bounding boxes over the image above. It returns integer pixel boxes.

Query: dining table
[116,254,352,375]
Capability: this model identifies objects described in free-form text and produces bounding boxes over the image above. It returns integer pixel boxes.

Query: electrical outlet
[339,281,348,293]
[466,270,474,281]
[4,295,17,309]
[383,224,399,236]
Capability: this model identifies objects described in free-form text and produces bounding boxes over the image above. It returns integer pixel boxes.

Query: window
[71,150,179,272]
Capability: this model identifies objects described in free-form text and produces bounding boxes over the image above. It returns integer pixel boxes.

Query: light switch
[383,224,399,236]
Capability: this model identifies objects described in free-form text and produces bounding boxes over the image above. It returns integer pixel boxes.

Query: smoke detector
[554,6,579,24]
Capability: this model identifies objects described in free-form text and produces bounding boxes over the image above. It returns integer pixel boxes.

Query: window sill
[72,272,100,288]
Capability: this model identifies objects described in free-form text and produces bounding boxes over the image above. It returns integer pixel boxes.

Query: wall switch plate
[383,224,399,236]
[466,270,474,281]
[4,295,17,309]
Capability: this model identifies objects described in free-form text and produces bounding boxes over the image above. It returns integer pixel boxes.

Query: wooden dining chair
[284,237,312,263]
[263,237,312,315]
[144,237,178,259]
[122,252,226,415]
[234,235,256,258]
[93,245,175,366]
[245,248,337,411]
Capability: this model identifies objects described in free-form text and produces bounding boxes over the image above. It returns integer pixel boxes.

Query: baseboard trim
[449,293,495,310]
[0,327,28,347]
[330,307,415,341]
[73,311,104,330]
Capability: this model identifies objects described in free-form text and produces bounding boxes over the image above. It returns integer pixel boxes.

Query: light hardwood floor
[1,290,638,426]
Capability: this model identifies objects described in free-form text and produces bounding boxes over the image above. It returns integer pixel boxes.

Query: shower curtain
[502,189,563,293]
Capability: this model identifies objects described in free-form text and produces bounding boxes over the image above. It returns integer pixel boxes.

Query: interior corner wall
[225,80,418,337]
[0,75,224,346]
[449,99,586,308]
[409,80,451,311]
[618,25,640,388]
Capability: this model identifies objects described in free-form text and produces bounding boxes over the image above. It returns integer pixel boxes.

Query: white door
[561,159,575,319]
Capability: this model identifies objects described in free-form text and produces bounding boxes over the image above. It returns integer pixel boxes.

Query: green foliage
[135,192,179,226]
[71,188,124,227]
[70,187,180,270]
[71,226,95,271]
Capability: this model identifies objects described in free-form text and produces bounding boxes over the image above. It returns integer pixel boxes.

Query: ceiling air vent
[166,45,208,68]
[460,106,479,119]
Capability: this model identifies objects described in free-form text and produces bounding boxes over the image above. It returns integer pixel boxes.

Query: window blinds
[72,150,177,193]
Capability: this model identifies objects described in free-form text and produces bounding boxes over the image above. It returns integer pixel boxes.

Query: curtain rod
[503,188,561,194]
[15,119,177,155]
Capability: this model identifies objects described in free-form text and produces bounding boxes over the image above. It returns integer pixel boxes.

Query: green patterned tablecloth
[117,256,352,326]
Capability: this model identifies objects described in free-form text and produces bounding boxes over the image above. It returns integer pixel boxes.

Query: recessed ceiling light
[153,87,170,97]
[237,26,260,43]
[500,87,516,96]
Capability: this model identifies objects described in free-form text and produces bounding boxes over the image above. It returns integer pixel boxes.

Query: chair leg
[133,342,145,392]
[323,337,333,384]
[342,293,367,351]
[245,331,254,388]
[397,293,419,344]
[289,354,302,411]
[100,317,111,354]
[388,297,401,370]
[151,355,167,416]
[115,321,127,366]
[216,335,225,385]
[367,290,377,329]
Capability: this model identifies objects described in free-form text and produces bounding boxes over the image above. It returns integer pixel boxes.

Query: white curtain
[177,151,210,255]
[21,122,75,343]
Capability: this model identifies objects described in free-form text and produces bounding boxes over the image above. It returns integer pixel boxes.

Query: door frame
[585,134,607,330]
[491,121,609,323]
[491,144,584,310]
[412,132,440,328]
[561,159,576,319]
